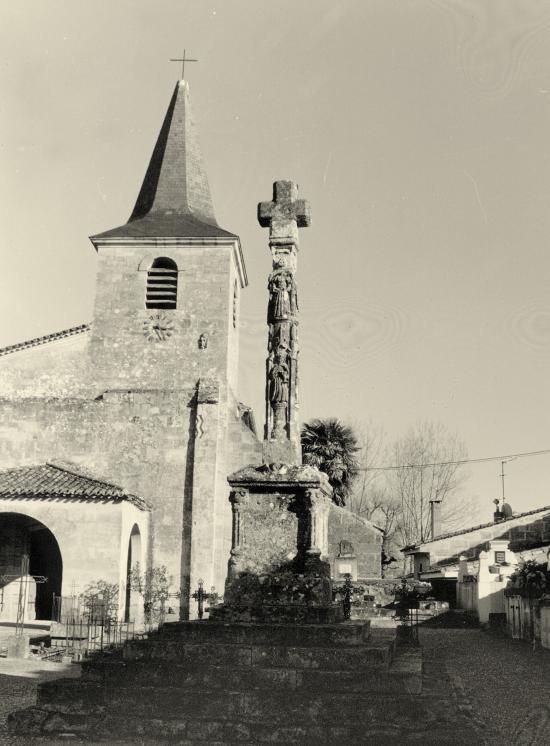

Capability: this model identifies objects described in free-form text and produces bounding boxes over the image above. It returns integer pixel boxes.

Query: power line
[357,448,550,472]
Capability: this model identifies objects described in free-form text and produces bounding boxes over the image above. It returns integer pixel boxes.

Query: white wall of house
[456,540,517,623]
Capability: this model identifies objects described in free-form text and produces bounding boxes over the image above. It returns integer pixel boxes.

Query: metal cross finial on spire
[169,49,198,80]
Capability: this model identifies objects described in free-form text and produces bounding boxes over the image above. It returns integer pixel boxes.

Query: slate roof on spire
[91,81,237,241]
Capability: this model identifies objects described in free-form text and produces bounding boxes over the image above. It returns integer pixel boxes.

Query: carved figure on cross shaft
[268,271,298,322]
[268,353,290,405]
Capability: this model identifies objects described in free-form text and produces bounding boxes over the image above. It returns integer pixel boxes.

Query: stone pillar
[304,489,331,559]
[227,489,247,579]
[185,377,222,619]
[258,181,311,466]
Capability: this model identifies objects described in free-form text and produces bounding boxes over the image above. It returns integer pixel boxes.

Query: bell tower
[87,80,249,616]
[88,80,246,395]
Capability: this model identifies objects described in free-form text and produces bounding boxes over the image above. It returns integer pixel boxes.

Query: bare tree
[347,421,388,518]
[347,423,402,575]
[389,421,469,546]
[347,421,476,573]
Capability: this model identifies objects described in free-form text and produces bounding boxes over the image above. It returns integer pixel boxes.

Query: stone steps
[8,622,426,743]
[40,647,420,710]
[120,638,394,669]
[7,707,475,745]
[159,620,372,646]
[78,653,418,694]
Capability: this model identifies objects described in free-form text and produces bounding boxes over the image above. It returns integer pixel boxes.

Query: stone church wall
[0,381,263,616]
[0,390,190,601]
[328,505,383,580]
[0,332,91,399]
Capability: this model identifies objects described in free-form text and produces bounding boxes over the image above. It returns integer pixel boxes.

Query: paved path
[1,629,550,744]
[420,628,550,746]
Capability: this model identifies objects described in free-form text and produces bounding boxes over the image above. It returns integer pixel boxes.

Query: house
[402,499,550,605]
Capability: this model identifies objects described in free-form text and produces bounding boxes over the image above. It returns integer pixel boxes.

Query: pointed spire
[92,81,236,241]
[131,80,217,225]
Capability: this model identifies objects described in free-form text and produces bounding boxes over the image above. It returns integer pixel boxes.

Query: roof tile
[0,463,149,510]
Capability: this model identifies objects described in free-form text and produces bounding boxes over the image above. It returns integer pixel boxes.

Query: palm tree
[301,418,360,506]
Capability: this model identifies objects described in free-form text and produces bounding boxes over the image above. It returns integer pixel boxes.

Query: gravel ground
[0,659,84,746]
[420,627,550,746]
[2,629,549,745]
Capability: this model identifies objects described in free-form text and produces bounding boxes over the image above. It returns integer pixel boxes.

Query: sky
[2,0,550,523]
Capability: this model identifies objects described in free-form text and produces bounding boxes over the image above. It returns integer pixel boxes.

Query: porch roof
[0,463,149,510]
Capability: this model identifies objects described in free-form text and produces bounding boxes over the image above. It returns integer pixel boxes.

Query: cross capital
[258,180,311,244]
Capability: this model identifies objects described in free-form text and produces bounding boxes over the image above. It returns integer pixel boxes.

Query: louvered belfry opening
[146,257,178,309]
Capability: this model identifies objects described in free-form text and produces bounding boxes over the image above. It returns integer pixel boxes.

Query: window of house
[146,257,178,309]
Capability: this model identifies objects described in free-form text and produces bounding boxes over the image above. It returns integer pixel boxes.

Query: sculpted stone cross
[258,181,311,245]
[257,180,311,465]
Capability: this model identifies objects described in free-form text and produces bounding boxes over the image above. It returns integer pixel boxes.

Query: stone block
[92,659,298,690]
[38,679,104,709]
[105,687,238,720]
[296,647,422,694]
[250,642,393,671]
[41,711,98,735]
[123,640,252,666]
[160,620,370,646]
[7,707,50,736]
[211,603,344,624]
[94,714,188,741]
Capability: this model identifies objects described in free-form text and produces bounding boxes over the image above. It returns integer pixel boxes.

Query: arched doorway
[0,513,62,621]
[124,524,142,623]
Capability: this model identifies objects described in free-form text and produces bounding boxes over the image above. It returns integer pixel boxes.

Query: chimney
[493,498,504,523]
[430,500,442,539]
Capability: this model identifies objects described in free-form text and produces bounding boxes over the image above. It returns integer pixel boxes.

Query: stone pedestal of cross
[257,181,311,465]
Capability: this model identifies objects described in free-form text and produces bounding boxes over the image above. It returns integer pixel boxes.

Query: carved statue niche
[268,351,290,405]
[268,270,298,323]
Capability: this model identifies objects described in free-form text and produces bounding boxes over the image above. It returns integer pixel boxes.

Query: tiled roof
[402,503,550,553]
[91,81,237,242]
[0,324,90,358]
[0,463,149,510]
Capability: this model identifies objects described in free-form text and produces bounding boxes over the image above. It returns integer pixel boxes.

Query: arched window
[146,257,178,309]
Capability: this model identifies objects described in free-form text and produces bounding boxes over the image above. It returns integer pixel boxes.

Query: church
[0,79,382,622]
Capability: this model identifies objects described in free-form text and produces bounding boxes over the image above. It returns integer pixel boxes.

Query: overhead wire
[356,448,550,472]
